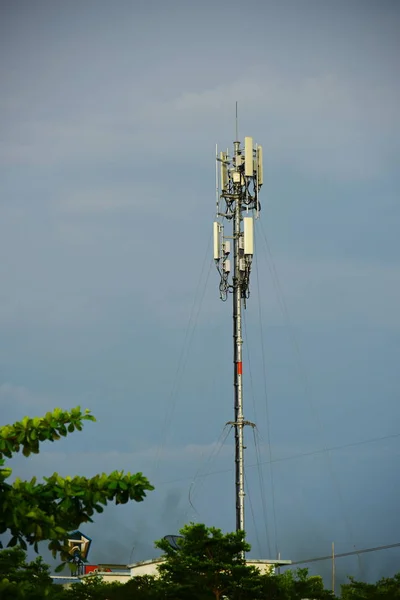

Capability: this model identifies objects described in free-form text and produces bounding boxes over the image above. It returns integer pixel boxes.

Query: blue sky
[1,0,399,585]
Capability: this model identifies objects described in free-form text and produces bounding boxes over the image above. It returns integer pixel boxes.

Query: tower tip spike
[235,101,238,141]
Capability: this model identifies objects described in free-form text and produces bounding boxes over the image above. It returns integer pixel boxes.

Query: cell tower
[213,120,263,537]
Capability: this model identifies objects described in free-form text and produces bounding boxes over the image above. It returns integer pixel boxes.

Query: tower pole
[214,130,263,545]
[233,140,245,533]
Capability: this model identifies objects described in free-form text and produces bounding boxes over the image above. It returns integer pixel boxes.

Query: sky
[1,0,399,586]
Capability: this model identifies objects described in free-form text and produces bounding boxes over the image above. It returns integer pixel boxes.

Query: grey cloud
[0,0,399,584]
[0,383,65,423]
[1,67,398,180]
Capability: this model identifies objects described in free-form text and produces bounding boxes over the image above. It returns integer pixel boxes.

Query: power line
[245,471,263,557]
[156,431,400,486]
[262,431,400,467]
[254,233,279,559]
[243,313,270,557]
[185,424,232,522]
[252,427,272,559]
[289,542,400,566]
[152,232,213,479]
[257,222,369,575]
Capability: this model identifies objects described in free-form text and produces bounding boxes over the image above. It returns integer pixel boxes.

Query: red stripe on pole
[237,362,243,375]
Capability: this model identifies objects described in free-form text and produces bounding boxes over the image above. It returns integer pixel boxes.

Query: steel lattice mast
[214,129,263,536]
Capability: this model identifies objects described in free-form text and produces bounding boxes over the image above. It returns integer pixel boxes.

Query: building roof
[247,558,292,566]
[96,563,130,571]
[128,557,164,569]
[127,557,292,569]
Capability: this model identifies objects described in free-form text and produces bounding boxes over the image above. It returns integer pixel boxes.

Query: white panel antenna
[243,217,254,255]
[213,222,221,260]
[220,151,228,192]
[257,145,263,187]
[244,137,253,177]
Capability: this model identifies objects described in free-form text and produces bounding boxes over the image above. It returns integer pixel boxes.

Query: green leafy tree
[0,546,63,599]
[155,523,265,600]
[56,572,165,600]
[0,407,153,565]
[61,572,123,600]
[261,567,336,600]
[341,572,400,599]
[106,575,165,600]
[0,539,341,600]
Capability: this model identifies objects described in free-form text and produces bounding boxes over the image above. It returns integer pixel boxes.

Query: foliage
[0,547,164,600]
[154,523,339,599]
[155,522,266,599]
[56,573,165,600]
[104,575,164,600]
[0,407,154,563]
[341,572,400,599]
[3,543,400,600]
[0,546,63,599]
[261,567,336,600]
[61,572,123,600]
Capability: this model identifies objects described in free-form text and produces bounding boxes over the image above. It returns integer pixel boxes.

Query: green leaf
[0,405,154,563]
[19,538,27,550]
[25,511,38,518]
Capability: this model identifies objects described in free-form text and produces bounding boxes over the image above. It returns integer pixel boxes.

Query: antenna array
[214,137,263,302]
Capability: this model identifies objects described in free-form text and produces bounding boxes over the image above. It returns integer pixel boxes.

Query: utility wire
[258,221,363,574]
[157,431,400,486]
[243,312,270,557]
[184,424,233,523]
[252,428,272,559]
[57,545,400,581]
[254,231,279,560]
[289,542,400,566]
[245,471,263,557]
[152,232,213,478]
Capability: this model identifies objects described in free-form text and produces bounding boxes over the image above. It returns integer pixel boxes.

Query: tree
[0,407,153,564]
[0,546,63,600]
[155,523,265,600]
[105,575,165,600]
[261,568,336,600]
[341,572,400,599]
[61,572,123,600]
[0,547,163,600]
[0,537,340,600]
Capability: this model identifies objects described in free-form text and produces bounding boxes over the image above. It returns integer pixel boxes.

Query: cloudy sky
[1,0,399,585]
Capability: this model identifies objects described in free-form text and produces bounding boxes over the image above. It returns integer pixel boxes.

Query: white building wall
[95,573,131,584]
[70,557,289,587]
[129,558,281,578]
[79,572,131,585]
[247,560,275,574]
[130,560,163,577]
